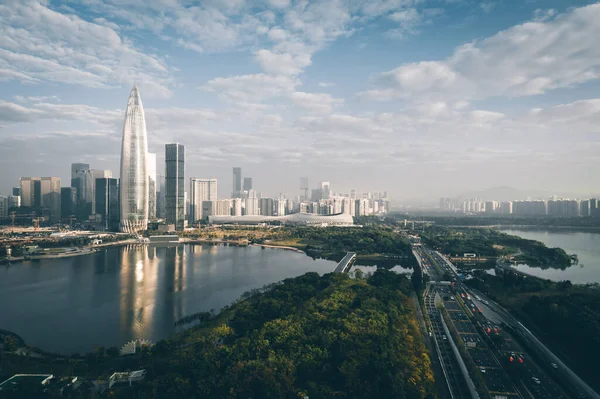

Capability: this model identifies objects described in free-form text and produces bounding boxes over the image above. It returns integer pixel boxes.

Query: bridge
[333,252,356,273]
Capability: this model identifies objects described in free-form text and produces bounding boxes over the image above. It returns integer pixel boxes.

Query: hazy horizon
[1,0,599,200]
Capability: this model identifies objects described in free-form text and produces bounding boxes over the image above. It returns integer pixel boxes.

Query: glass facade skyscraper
[166,143,185,230]
[119,85,149,233]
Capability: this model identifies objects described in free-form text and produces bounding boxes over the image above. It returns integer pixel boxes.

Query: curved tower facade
[119,85,149,233]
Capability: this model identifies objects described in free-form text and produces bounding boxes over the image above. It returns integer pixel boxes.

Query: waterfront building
[547,199,580,217]
[60,187,77,220]
[485,201,498,213]
[580,199,590,216]
[95,178,120,231]
[119,85,149,233]
[165,143,185,230]
[147,152,157,220]
[156,174,166,219]
[20,177,61,221]
[499,201,513,214]
[189,178,217,222]
[90,169,112,215]
[232,167,242,198]
[512,200,547,216]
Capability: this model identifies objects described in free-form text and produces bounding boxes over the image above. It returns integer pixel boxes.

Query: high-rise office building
[259,198,274,216]
[190,178,217,222]
[7,195,20,210]
[0,196,7,218]
[232,167,242,198]
[119,85,149,233]
[300,177,309,200]
[90,169,112,215]
[320,182,331,200]
[60,187,77,221]
[12,187,21,196]
[71,163,89,218]
[20,177,61,220]
[243,177,253,192]
[166,143,185,230]
[147,152,157,220]
[95,178,120,231]
[156,174,166,219]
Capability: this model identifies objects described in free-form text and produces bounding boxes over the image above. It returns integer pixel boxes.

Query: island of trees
[420,226,572,267]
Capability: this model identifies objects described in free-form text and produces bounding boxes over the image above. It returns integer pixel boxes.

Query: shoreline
[251,243,305,253]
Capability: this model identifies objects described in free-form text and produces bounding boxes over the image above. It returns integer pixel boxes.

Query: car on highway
[532,377,541,384]
[551,363,558,369]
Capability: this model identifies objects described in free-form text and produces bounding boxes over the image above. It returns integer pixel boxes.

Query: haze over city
[1,0,600,200]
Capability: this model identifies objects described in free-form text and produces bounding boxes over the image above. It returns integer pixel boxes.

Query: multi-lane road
[416,243,600,399]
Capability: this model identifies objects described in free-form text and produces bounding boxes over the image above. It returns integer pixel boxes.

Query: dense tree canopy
[420,227,571,267]
[118,270,434,398]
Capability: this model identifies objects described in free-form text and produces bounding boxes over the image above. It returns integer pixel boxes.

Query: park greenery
[420,226,572,267]
[129,270,434,398]
[267,226,417,264]
[466,270,600,392]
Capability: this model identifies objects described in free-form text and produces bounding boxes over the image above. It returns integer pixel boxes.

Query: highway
[424,285,473,398]
[424,247,600,399]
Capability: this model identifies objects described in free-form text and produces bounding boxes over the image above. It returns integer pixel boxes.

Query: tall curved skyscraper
[119,85,149,233]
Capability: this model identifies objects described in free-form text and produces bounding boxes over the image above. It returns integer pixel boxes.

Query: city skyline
[1,1,600,199]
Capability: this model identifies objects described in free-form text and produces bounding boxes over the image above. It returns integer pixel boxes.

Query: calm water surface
[497,228,600,284]
[0,244,335,354]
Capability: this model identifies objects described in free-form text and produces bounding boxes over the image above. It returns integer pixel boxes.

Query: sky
[0,0,599,201]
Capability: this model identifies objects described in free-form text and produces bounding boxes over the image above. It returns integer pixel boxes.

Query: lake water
[0,244,335,354]
[496,228,600,284]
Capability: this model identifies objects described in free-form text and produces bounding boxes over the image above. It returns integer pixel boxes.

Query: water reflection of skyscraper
[119,245,159,343]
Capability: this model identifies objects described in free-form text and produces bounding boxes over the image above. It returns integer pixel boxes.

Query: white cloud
[254,48,312,76]
[202,73,299,102]
[289,92,344,114]
[318,81,335,87]
[0,0,173,97]
[363,4,600,101]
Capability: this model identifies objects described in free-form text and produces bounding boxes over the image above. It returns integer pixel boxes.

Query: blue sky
[1,0,599,201]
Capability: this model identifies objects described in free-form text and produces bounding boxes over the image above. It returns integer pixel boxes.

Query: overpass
[333,252,356,273]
